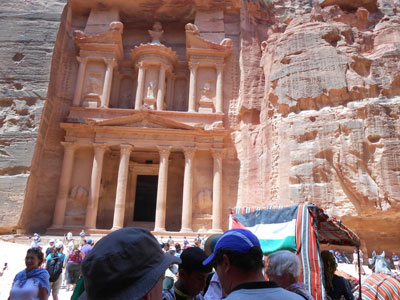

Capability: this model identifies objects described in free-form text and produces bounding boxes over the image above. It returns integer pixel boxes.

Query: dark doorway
[133,175,158,222]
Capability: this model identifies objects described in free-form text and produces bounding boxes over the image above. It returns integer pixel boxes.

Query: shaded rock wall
[0,0,66,233]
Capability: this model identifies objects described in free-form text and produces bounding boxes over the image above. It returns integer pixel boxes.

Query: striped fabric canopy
[230,203,360,300]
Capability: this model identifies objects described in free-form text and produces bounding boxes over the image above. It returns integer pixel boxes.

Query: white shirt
[204,273,223,300]
[10,278,40,300]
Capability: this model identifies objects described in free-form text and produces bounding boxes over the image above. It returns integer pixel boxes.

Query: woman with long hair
[66,242,84,292]
[321,251,354,300]
[9,247,50,300]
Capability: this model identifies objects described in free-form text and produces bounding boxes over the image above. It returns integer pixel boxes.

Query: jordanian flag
[230,205,298,254]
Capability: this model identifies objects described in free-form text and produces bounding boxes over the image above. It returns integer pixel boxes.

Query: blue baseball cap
[202,229,261,265]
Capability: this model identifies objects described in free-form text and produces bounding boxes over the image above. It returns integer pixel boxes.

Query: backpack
[46,253,64,282]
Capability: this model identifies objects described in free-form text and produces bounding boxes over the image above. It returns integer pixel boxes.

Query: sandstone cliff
[0,0,66,234]
[238,0,400,252]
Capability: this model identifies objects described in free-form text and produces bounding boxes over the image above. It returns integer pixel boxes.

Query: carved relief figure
[86,73,103,95]
[200,81,213,101]
[148,22,164,45]
[194,189,212,215]
[146,80,156,99]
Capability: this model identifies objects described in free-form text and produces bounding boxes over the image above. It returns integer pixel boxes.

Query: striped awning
[230,204,360,247]
[307,204,360,247]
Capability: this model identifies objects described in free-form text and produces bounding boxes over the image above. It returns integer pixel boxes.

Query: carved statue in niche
[148,22,164,45]
[86,73,103,95]
[194,189,212,216]
[200,81,213,101]
[198,80,215,113]
[146,80,156,99]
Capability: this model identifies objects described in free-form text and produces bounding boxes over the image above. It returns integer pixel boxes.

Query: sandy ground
[0,240,74,300]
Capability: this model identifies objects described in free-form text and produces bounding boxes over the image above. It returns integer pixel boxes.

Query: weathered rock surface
[0,0,66,233]
[250,2,400,252]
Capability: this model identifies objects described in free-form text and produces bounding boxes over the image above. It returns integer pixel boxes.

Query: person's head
[177,247,212,297]
[321,250,337,292]
[175,243,181,253]
[202,229,264,295]
[82,239,87,245]
[87,239,93,245]
[82,228,181,300]
[266,250,300,288]
[48,239,55,248]
[55,242,64,253]
[73,241,80,251]
[163,243,170,251]
[25,248,44,271]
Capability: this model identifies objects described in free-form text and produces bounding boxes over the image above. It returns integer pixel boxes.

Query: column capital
[183,147,197,159]
[104,58,117,67]
[211,148,226,159]
[61,142,78,152]
[189,62,199,71]
[93,143,109,152]
[157,146,172,157]
[136,61,146,70]
[77,56,89,65]
[120,144,133,154]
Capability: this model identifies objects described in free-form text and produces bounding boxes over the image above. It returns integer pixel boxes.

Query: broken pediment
[86,111,197,130]
[185,23,233,59]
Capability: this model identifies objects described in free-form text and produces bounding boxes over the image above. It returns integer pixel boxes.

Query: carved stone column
[85,144,108,229]
[211,149,225,232]
[188,62,199,112]
[72,57,88,107]
[181,147,196,232]
[166,74,175,110]
[112,144,133,230]
[51,142,77,228]
[101,58,116,108]
[135,63,146,110]
[215,64,224,113]
[156,66,167,111]
[154,146,171,231]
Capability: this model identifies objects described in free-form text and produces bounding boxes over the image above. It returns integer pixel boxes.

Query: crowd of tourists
[7,231,93,300]
[4,228,400,300]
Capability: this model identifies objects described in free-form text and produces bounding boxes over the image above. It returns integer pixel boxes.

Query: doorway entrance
[133,175,158,222]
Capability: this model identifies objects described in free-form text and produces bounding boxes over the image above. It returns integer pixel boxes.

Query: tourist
[81,239,93,256]
[202,228,303,300]
[45,242,66,300]
[79,230,85,239]
[183,236,189,248]
[392,252,399,272]
[194,234,202,247]
[352,249,366,275]
[31,233,42,248]
[0,263,7,277]
[79,227,181,299]
[163,247,212,300]
[267,250,314,300]
[66,242,84,292]
[203,234,224,300]
[175,243,182,257]
[167,236,174,246]
[9,247,50,300]
[45,240,56,257]
[321,251,354,300]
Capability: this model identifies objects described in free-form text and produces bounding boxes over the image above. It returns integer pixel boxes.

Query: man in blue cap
[202,229,303,300]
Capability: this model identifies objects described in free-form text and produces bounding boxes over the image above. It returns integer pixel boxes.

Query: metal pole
[357,247,362,300]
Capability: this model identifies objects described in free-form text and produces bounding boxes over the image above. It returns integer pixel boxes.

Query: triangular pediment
[86,111,196,130]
